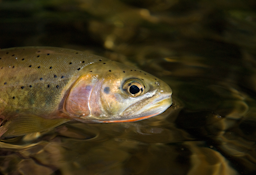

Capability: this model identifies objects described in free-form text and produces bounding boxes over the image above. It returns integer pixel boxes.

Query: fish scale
[0,47,107,114]
[0,47,172,138]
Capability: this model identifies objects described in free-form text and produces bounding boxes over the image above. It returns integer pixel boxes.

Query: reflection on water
[1,0,256,174]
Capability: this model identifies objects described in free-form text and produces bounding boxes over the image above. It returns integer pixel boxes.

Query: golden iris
[123,79,145,97]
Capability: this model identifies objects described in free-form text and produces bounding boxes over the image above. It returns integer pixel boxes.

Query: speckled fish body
[0,47,172,137]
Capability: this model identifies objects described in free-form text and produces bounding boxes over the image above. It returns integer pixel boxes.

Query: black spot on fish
[61,76,64,78]
[155,78,157,80]
[6,52,8,54]
[40,78,43,80]
[103,63,106,64]
[37,51,40,53]
[12,54,15,56]
[56,85,59,88]
[109,70,111,72]
[21,86,24,89]
[47,85,50,88]
[29,65,32,67]
[37,55,40,57]
[123,71,125,73]
[38,66,40,68]
[4,82,7,85]
[77,68,80,70]
[104,87,110,94]
[0,58,1,60]
[22,58,24,61]
[90,71,92,72]
[76,52,78,54]
[54,75,57,78]
[47,53,50,55]
[49,66,52,69]
[140,71,142,73]
[29,85,32,88]
[130,70,133,71]
[144,73,147,75]
[82,61,85,63]
[134,70,136,71]
[69,62,72,64]
[99,59,102,61]
[12,66,14,68]
[12,96,15,99]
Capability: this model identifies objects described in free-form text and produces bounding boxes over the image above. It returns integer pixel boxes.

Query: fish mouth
[97,92,172,123]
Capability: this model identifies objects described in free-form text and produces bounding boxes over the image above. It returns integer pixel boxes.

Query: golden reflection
[1,0,256,174]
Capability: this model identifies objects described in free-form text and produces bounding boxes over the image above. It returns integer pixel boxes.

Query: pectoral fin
[1,114,69,138]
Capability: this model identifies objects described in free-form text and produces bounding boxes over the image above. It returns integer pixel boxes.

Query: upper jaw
[130,92,172,118]
[117,91,172,120]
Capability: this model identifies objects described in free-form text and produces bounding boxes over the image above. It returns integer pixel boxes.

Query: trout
[0,47,172,138]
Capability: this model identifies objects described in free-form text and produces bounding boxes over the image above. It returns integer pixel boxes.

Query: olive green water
[0,0,256,174]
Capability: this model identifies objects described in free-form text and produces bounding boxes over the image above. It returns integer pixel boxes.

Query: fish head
[65,61,172,123]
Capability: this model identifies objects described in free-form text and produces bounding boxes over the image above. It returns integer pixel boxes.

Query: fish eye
[123,79,144,97]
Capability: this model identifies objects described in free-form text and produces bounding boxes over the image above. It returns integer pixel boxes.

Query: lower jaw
[98,112,160,123]
[100,99,172,123]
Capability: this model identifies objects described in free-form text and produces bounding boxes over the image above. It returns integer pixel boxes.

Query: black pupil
[129,85,140,94]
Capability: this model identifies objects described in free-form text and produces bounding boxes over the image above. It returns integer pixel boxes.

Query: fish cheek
[101,90,123,116]
[65,83,91,117]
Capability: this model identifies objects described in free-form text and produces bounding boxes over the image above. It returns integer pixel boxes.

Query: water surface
[0,0,256,174]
